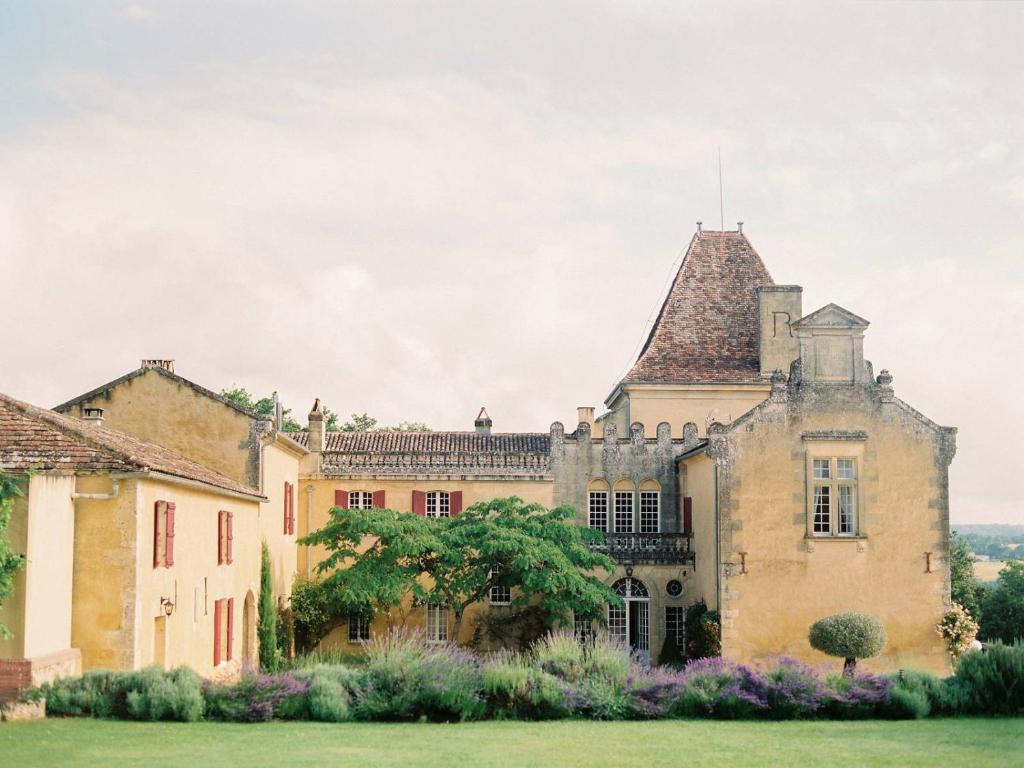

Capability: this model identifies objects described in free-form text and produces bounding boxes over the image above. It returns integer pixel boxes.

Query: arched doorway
[609,577,650,661]
[242,591,256,667]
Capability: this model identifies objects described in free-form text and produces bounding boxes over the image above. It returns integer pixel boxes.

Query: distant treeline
[953,524,1024,561]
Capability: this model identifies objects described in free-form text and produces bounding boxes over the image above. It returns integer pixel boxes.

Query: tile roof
[621,230,774,386]
[287,431,552,477]
[0,392,264,498]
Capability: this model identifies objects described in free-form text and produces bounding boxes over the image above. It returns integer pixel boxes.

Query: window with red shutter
[226,598,234,662]
[154,501,164,568]
[411,490,426,516]
[284,481,290,534]
[226,511,234,564]
[288,482,296,534]
[334,489,348,509]
[372,490,385,509]
[450,491,463,517]
[683,496,693,536]
[213,599,223,666]
[165,502,175,567]
[217,511,224,565]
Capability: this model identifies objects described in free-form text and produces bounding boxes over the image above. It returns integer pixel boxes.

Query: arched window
[612,577,650,598]
[612,480,635,533]
[587,480,610,531]
[639,480,660,533]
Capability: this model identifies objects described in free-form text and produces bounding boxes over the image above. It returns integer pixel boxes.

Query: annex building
[0,226,957,697]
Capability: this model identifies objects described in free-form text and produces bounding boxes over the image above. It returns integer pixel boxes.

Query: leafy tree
[809,612,886,677]
[258,542,280,671]
[220,386,303,432]
[298,497,620,647]
[979,561,1024,644]
[950,530,982,621]
[340,413,430,433]
[0,470,26,639]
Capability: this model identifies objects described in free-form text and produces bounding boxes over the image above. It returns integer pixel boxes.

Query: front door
[609,577,650,661]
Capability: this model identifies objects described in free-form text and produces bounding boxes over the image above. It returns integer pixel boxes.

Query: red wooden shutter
[213,599,223,666]
[334,489,349,509]
[372,490,385,509]
[226,511,234,564]
[411,490,426,516]
[449,491,463,517]
[289,483,296,534]
[165,502,176,566]
[226,598,235,662]
[683,496,693,536]
[153,501,162,568]
[217,511,224,565]
[284,481,290,534]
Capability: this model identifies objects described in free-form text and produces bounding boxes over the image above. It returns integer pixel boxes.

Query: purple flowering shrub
[203,671,311,722]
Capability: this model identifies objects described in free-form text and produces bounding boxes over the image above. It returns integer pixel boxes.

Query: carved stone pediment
[792,303,869,330]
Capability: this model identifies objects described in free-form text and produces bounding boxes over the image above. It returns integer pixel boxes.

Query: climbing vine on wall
[0,469,26,639]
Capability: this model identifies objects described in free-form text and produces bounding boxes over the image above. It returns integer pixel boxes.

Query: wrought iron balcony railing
[587,532,694,566]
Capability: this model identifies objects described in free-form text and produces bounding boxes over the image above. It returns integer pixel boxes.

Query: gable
[792,303,869,330]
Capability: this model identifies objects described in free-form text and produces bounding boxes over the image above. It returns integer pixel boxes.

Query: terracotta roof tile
[0,392,263,498]
[622,230,773,385]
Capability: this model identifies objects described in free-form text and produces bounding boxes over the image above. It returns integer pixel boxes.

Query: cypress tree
[258,542,279,671]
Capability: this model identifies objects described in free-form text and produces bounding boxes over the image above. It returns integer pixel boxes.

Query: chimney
[82,407,104,427]
[577,406,595,427]
[141,359,175,373]
[756,286,802,377]
[308,398,325,453]
[474,407,492,436]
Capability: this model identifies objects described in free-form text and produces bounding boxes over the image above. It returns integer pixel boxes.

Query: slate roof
[622,230,774,386]
[287,431,552,477]
[0,392,264,498]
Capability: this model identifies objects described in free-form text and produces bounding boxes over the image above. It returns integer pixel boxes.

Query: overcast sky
[1,2,1021,524]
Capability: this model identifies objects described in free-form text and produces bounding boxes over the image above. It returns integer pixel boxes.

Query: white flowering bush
[936,603,979,660]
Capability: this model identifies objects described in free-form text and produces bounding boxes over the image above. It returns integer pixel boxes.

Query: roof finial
[737,221,743,234]
[696,221,702,233]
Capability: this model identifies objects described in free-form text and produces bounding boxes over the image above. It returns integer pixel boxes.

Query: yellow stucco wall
[714,402,952,675]
[71,474,264,676]
[682,453,718,611]
[620,384,769,438]
[258,441,300,602]
[62,370,255,486]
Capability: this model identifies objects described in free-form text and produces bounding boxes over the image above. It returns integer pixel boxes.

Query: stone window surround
[586,480,662,533]
[803,436,866,541]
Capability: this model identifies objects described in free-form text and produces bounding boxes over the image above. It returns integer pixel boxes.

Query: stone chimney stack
[577,406,595,428]
[756,286,802,377]
[82,407,104,427]
[308,398,325,453]
[140,359,175,373]
[475,407,492,436]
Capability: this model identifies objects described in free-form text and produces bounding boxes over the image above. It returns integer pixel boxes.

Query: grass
[1,719,1021,768]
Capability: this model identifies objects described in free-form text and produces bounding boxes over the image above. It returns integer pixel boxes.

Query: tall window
[348,491,373,510]
[426,491,450,518]
[283,481,295,535]
[639,491,659,533]
[218,510,233,565]
[213,597,233,666]
[489,568,511,605]
[810,457,858,536]
[573,612,595,643]
[588,490,608,530]
[426,604,449,642]
[348,614,370,643]
[614,491,634,533]
[665,606,685,648]
[153,500,175,568]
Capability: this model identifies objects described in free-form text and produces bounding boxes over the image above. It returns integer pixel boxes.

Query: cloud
[120,4,158,24]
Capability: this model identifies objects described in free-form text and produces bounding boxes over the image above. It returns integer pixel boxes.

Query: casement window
[334,489,385,509]
[348,491,373,510]
[588,490,609,530]
[426,491,450,518]
[153,500,175,568]
[665,606,685,648]
[425,604,449,643]
[283,481,295,535]
[809,457,859,536]
[613,491,634,533]
[348,614,370,643]
[639,491,660,533]
[217,510,234,565]
[489,568,511,606]
[412,490,462,517]
[213,597,234,666]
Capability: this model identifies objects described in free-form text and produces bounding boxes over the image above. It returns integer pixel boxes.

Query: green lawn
[1,719,1021,767]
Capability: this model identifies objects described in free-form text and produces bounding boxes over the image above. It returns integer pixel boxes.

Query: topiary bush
[809,613,886,677]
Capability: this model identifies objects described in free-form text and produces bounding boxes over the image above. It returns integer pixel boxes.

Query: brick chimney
[474,407,492,436]
[141,359,175,373]
[308,399,325,453]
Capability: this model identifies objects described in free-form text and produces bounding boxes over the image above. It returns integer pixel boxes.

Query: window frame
[489,567,511,606]
[613,490,634,533]
[806,454,860,538]
[348,614,371,644]
[665,605,686,648]
[639,489,660,533]
[425,491,450,518]
[588,489,609,531]
[425,603,449,643]
[348,491,374,510]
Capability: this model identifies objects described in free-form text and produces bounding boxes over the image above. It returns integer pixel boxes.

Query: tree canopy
[809,612,886,677]
[979,560,1024,644]
[950,530,982,621]
[295,496,620,648]
[0,470,26,639]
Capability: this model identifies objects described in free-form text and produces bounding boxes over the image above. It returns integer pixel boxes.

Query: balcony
[587,532,694,566]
